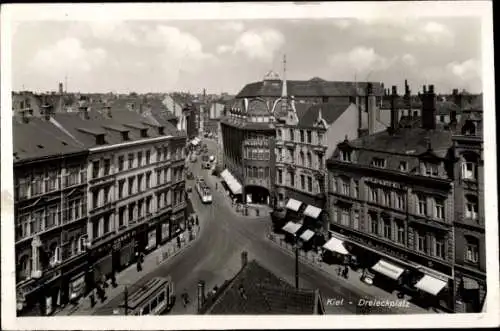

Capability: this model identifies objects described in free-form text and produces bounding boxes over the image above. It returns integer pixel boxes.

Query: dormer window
[140,129,148,138]
[340,150,351,162]
[121,131,130,141]
[158,126,165,135]
[372,157,386,168]
[96,134,105,145]
[462,120,476,136]
[399,161,408,172]
[422,162,439,177]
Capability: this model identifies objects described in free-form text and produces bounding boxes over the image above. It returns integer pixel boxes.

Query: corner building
[326,84,486,313]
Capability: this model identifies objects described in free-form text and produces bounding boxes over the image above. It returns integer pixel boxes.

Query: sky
[10,16,483,95]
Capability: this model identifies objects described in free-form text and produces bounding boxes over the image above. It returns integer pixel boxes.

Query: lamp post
[294,233,301,289]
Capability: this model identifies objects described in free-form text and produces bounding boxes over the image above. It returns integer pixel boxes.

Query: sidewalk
[54,226,201,316]
[267,232,443,314]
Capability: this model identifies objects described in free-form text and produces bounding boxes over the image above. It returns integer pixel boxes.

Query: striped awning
[285,198,302,212]
[282,221,302,235]
[415,275,447,296]
[300,229,315,242]
[304,205,322,219]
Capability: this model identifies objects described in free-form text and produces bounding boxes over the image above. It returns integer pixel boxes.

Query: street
[95,139,424,315]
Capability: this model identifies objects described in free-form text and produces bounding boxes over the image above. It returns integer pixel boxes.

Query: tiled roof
[13,117,85,163]
[298,101,352,127]
[236,80,384,98]
[348,127,453,158]
[202,260,320,315]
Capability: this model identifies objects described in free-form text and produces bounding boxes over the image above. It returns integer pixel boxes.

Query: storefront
[285,198,304,222]
[60,253,89,305]
[303,204,323,231]
[170,212,184,238]
[322,232,350,264]
[145,225,158,253]
[68,272,86,302]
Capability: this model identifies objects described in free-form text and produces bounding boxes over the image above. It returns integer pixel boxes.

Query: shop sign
[350,234,409,261]
[365,177,405,190]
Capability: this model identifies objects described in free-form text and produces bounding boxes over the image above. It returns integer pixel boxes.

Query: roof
[348,127,453,158]
[298,101,352,127]
[236,80,384,98]
[436,101,461,115]
[202,260,322,315]
[380,95,423,110]
[13,117,85,163]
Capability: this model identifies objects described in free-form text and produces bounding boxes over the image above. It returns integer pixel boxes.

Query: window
[146,197,152,215]
[299,152,305,166]
[331,177,337,192]
[396,220,405,244]
[353,210,359,230]
[46,205,58,229]
[138,200,144,218]
[92,190,99,208]
[369,213,378,235]
[435,198,445,219]
[423,162,439,177]
[138,152,143,167]
[317,132,324,145]
[103,186,110,204]
[340,208,350,226]
[462,120,476,136]
[146,172,151,189]
[300,175,305,189]
[331,207,337,223]
[138,174,144,192]
[307,130,312,144]
[399,161,407,172]
[92,220,99,238]
[465,236,479,263]
[289,128,294,141]
[290,171,295,187]
[118,156,125,171]
[258,167,264,179]
[383,217,392,239]
[119,207,125,228]
[382,189,391,207]
[277,148,283,162]
[128,153,134,169]
[417,194,427,215]
[307,176,313,192]
[128,177,134,195]
[128,204,135,222]
[416,231,427,253]
[395,193,405,210]
[318,154,324,170]
[300,130,305,142]
[340,150,351,162]
[465,195,478,220]
[46,169,58,192]
[369,186,378,203]
[371,157,386,168]
[277,129,282,139]
[92,161,100,179]
[341,178,350,195]
[156,147,163,162]
[32,172,44,196]
[353,180,359,198]
[461,159,477,180]
[306,152,312,168]
[103,215,111,234]
[434,237,446,259]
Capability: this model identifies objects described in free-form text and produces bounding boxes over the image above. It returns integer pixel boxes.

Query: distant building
[198,252,325,314]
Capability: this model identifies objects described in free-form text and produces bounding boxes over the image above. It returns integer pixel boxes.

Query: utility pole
[295,234,299,289]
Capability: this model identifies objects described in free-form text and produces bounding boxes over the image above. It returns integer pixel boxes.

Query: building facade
[326,84,486,313]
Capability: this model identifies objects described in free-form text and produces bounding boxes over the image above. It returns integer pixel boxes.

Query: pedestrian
[343,266,349,279]
[337,266,342,276]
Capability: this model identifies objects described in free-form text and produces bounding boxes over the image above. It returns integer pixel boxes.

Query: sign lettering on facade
[365,177,404,190]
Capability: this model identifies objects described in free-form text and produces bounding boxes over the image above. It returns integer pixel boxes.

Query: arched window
[18,254,31,281]
[307,152,312,168]
[464,235,479,263]
[299,151,305,166]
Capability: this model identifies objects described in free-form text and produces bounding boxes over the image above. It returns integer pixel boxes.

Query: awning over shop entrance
[304,205,322,219]
[371,259,405,280]
[323,237,349,255]
[282,221,302,235]
[300,229,315,242]
[191,137,201,146]
[415,275,447,296]
[220,169,242,195]
[285,198,302,212]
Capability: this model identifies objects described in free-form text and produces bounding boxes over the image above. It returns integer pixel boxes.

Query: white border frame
[1,1,498,330]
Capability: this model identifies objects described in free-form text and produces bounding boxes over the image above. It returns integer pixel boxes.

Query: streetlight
[294,233,303,289]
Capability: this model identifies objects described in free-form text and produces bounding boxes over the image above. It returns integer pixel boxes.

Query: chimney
[390,86,399,131]
[452,88,462,109]
[197,280,206,312]
[241,251,248,268]
[422,85,437,130]
[58,82,63,94]
[367,83,376,134]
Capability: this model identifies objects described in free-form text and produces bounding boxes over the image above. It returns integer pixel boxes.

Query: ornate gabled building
[326,83,486,313]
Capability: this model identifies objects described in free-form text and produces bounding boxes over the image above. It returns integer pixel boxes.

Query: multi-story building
[451,99,486,313]
[326,84,486,313]
[14,115,89,316]
[14,106,187,316]
[219,57,385,207]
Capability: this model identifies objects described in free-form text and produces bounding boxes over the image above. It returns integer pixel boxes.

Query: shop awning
[371,259,405,280]
[191,137,201,146]
[285,198,303,212]
[300,229,315,242]
[323,237,349,255]
[282,221,302,235]
[220,169,242,195]
[304,205,322,219]
[415,275,447,296]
